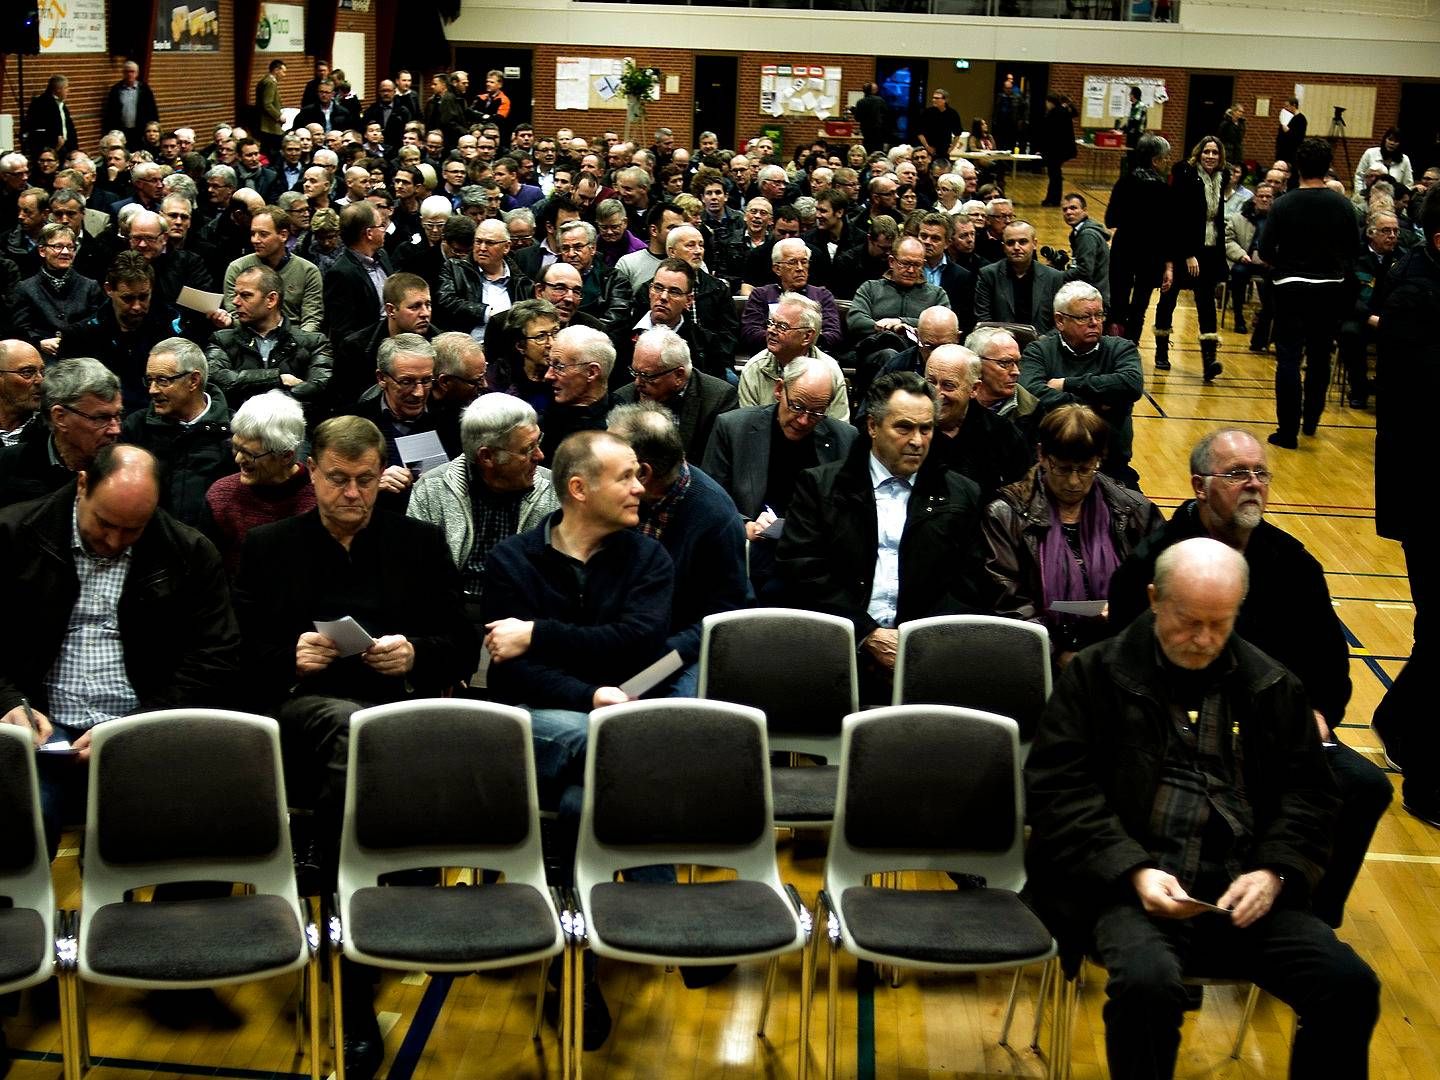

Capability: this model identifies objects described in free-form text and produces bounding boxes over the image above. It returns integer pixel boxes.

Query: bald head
[76,445,161,558]
[917,306,960,348]
[1149,537,1250,670]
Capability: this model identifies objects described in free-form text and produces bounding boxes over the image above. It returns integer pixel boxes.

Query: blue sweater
[481,513,674,711]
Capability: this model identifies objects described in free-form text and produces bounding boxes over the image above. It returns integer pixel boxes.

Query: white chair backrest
[0,723,55,992]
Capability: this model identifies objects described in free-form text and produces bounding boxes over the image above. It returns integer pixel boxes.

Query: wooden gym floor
[7,171,1437,1079]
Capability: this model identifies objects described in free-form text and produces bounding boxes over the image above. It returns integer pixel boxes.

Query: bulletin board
[1082,76,1167,130]
[760,64,844,120]
[1294,84,1376,140]
[555,57,661,111]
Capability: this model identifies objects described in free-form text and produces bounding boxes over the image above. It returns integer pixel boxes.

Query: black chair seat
[0,908,47,985]
[349,884,557,964]
[86,894,303,981]
[589,880,796,958]
[771,764,839,821]
[841,886,1052,965]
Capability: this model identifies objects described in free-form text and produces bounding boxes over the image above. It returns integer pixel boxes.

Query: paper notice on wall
[1108,86,1128,117]
[825,66,841,80]
[761,74,776,92]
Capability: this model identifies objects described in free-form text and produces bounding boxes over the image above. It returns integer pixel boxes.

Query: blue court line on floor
[1339,619,1396,694]
[856,960,876,1080]
[1143,391,1167,417]
[11,1049,310,1079]
[385,972,454,1080]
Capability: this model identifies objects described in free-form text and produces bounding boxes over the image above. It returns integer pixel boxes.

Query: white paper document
[395,431,449,475]
[1278,108,1295,128]
[38,741,75,755]
[619,650,684,699]
[315,616,376,658]
[177,286,224,314]
[1049,600,1108,617]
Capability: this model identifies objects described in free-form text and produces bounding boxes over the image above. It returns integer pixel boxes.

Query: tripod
[1327,109,1352,185]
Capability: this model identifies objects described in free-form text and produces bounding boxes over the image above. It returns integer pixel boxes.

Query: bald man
[922,343,1031,499]
[0,443,240,856]
[1026,536,1379,1080]
[0,340,44,444]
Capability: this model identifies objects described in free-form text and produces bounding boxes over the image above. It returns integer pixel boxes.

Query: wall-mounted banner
[255,2,305,53]
[41,0,107,53]
[154,0,220,52]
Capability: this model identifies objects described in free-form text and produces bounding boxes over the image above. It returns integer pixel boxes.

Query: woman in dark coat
[1105,133,1172,347]
[1153,134,1230,381]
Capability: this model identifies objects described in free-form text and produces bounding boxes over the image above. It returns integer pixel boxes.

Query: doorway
[695,55,738,152]
[876,57,921,145]
[1399,82,1440,172]
[1184,73,1234,158]
[451,46,534,134]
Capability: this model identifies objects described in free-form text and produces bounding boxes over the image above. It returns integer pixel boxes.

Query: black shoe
[1249,340,1267,353]
[680,964,737,990]
[1302,423,1318,436]
[1153,357,1171,371]
[1348,396,1369,409]
[1402,796,1440,829]
[343,1008,384,1080]
[1233,319,1249,335]
[1267,431,1298,450]
[1203,361,1223,383]
[293,839,324,897]
[581,973,613,1051]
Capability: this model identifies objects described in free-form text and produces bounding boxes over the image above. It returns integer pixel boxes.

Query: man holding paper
[348,333,442,512]
[1025,537,1378,1080]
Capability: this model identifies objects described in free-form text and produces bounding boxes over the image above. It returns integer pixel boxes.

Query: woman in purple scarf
[983,404,1165,668]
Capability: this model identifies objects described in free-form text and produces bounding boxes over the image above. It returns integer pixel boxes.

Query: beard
[1233,502,1264,530]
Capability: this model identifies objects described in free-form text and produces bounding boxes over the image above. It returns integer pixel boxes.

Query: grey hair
[0,152,27,173]
[276,190,308,212]
[926,343,981,386]
[1054,280,1102,315]
[312,148,339,169]
[960,199,986,216]
[206,164,237,189]
[1137,134,1170,165]
[557,325,615,379]
[230,390,306,455]
[1153,537,1249,602]
[558,219,597,245]
[964,325,1019,357]
[432,331,483,379]
[985,197,1014,214]
[41,357,120,421]
[758,164,786,183]
[40,221,75,246]
[936,173,964,193]
[615,166,652,190]
[48,188,85,209]
[376,332,436,376]
[460,393,537,460]
[792,196,816,219]
[151,336,208,386]
[596,198,626,222]
[162,173,198,205]
[781,355,840,401]
[131,160,165,182]
[420,194,453,219]
[636,327,692,374]
[664,225,703,254]
[775,291,821,334]
[771,236,809,266]
[161,190,196,214]
[1188,428,1258,476]
[503,207,536,228]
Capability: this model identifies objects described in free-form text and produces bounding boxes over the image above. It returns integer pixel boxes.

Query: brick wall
[736,51,873,156]
[1051,63,1400,178]
[1,0,375,156]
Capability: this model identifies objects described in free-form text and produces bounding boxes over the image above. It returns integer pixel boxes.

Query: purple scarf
[1036,477,1120,620]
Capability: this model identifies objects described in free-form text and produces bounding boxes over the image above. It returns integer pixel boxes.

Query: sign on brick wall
[154,0,220,53]
[39,0,107,53]
[255,2,305,53]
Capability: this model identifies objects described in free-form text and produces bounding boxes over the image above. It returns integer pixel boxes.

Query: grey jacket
[407,456,559,572]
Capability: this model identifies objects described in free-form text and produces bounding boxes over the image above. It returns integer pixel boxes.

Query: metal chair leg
[798,935,812,1080]
[75,974,90,1069]
[57,970,83,1080]
[306,951,323,1080]
[1231,983,1261,1059]
[825,934,839,1080]
[1030,956,1055,1051]
[570,943,585,1080]
[757,956,780,1037]
[998,968,1023,1046]
[531,959,547,1041]
[329,937,347,1080]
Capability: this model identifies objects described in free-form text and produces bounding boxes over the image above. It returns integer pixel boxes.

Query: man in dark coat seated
[610,328,736,464]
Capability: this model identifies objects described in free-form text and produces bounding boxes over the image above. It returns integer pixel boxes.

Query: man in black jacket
[777,370,990,702]
[610,327,736,463]
[101,62,160,150]
[1027,537,1378,1080]
[0,444,239,856]
[325,201,395,345]
[1107,429,1392,928]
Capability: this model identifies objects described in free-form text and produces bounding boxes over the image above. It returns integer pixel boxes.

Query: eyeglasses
[494,437,541,460]
[232,443,282,464]
[982,355,1021,370]
[1201,468,1273,485]
[43,242,76,252]
[382,373,435,390]
[629,365,683,383]
[777,257,810,268]
[445,374,488,390]
[523,328,559,343]
[766,318,811,334]
[891,259,925,271]
[649,283,690,299]
[143,371,193,388]
[782,387,829,422]
[60,403,122,425]
[542,283,585,297]
[0,365,42,380]
[1045,461,1100,481]
[546,360,585,375]
[319,470,378,490]
[1058,311,1106,325]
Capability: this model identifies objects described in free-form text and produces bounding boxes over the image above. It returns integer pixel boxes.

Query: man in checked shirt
[0,443,240,857]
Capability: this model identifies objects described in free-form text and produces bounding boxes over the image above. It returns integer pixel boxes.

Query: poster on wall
[255,2,305,53]
[40,0,107,54]
[154,0,220,53]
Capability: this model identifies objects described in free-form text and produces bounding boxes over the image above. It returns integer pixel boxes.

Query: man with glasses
[533,261,604,332]
[1107,428,1392,931]
[0,357,122,507]
[207,265,333,417]
[555,220,613,320]
[13,225,103,355]
[612,327,736,462]
[611,258,715,383]
[435,217,530,336]
[922,342,1031,500]
[393,195,455,296]
[974,219,1065,327]
[428,331,490,456]
[120,337,235,526]
[348,333,440,512]
[778,370,989,702]
[539,325,615,461]
[975,197,1015,264]
[738,291,849,419]
[848,236,951,364]
[1020,281,1143,484]
[234,414,473,1078]
[0,340,45,444]
[1337,210,1400,409]
[740,237,843,356]
[967,325,1040,439]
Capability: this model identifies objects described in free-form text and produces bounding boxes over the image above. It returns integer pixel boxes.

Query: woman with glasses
[199,390,316,577]
[1152,135,1231,381]
[984,404,1164,668]
[12,224,103,354]
[484,299,559,417]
